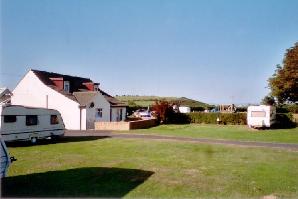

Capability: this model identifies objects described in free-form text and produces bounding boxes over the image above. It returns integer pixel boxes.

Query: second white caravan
[247,105,276,128]
[0,105,65,143]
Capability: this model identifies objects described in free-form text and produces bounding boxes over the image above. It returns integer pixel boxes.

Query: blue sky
[1,0,298,104]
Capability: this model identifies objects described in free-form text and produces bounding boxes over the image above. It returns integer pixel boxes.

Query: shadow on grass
[6,136,111,147]
[2,167,154,198]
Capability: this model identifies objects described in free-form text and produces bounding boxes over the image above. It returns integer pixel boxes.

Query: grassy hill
[115,95,210,108]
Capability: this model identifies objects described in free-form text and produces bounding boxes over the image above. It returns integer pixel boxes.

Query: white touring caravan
[179,106,191,113]
[1,135,16,178]
[0,105,65,143]
[247,105,276,128]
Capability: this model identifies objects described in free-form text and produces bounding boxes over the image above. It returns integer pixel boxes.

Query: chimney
[83,82,94,91]
[49,77,64,91]
[94,83,100,91]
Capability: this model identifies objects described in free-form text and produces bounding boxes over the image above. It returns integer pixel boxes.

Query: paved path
[65,130,298,151]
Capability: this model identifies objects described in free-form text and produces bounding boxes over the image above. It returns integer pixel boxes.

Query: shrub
[276,107,289,113]
[188,112,247,125]
[168,112,191,124]
[276,104,298,114]
[188,112,218,124]
[152,100,174,124]
[283,104,298,114]
[191,107,205,112]
[126,106,143,116]
[220,113,247,125]
[186,112,295,127]
[273,113,296,129]
[235,107,247,112]
[152,101,192,124]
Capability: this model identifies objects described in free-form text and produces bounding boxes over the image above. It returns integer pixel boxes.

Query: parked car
[0,136,16,178]
[0,105,65,143]
[210,107,219,112]
[133,109,153,119]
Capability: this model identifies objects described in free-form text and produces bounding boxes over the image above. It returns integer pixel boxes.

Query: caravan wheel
[30,137,37,144]
[51,135,61,141]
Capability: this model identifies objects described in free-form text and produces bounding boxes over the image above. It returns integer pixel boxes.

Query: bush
[235,107,247,112]
[191,107,206,112]
[188,112,218,124]
[126,105,144,116]
[283,104,298,114]
[188,112,247,125]
[276,107,289,113]
[272,113,296,129]
[168,112,191,124]
[220,113,247,125]
[185,112,295,128]
[276,104,298,114]
[152,100,173,124]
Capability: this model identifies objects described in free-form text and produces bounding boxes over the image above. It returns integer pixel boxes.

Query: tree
[152,100,190,124]
[152,100,173,123]
[261,95,275,106]
[268,42,298,104]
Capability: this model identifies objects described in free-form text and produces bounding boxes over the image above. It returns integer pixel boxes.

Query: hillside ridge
[115,95,210,108]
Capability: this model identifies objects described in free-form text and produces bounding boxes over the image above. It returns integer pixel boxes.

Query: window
[251,111,266,117]
[96,108,103,118]
[4,115,17,123]
[119,109,123,120]
[50,115,59,125]
[94,84,99,91]
[89,102,94,108]
[64,81,70,93]
[26,115,38,126]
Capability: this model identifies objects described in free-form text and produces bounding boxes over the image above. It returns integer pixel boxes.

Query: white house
[11,69,126,130]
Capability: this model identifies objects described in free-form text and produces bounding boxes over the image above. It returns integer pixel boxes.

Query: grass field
[2,136,298,198]
[132,124,298,144]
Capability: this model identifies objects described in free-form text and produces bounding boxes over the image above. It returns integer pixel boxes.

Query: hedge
[186,112,295,127]
[277,104,298,114]
[273,113,296,128]
[187,112,247,125]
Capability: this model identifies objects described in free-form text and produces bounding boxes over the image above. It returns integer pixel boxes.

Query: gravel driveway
[65,130,298,151]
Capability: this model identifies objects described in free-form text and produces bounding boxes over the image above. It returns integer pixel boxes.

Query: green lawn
[2,137,298,198]
[130,124,298,144]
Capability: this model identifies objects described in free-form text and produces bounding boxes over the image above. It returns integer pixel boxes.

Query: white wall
[122,108,127,120]
[111,107,126,122]
[11,71,81,130]
[85,93,111,129]
[179,106,191,113]
[81,108,87,130]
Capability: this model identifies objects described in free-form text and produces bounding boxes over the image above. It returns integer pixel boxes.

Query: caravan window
[4,115,17,123]
[26,115,38,126]
[50,115,59,125]
[251,111,266,117]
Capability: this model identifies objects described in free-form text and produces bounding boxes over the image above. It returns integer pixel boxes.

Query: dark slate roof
[0,88,12,98]
[73,91,126,107]
[97,89,126,107]
[32,69,126,107]
[32,69,92,93]
[73,92,98,106]
[0,88,12,103]
[104,96,126,107]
